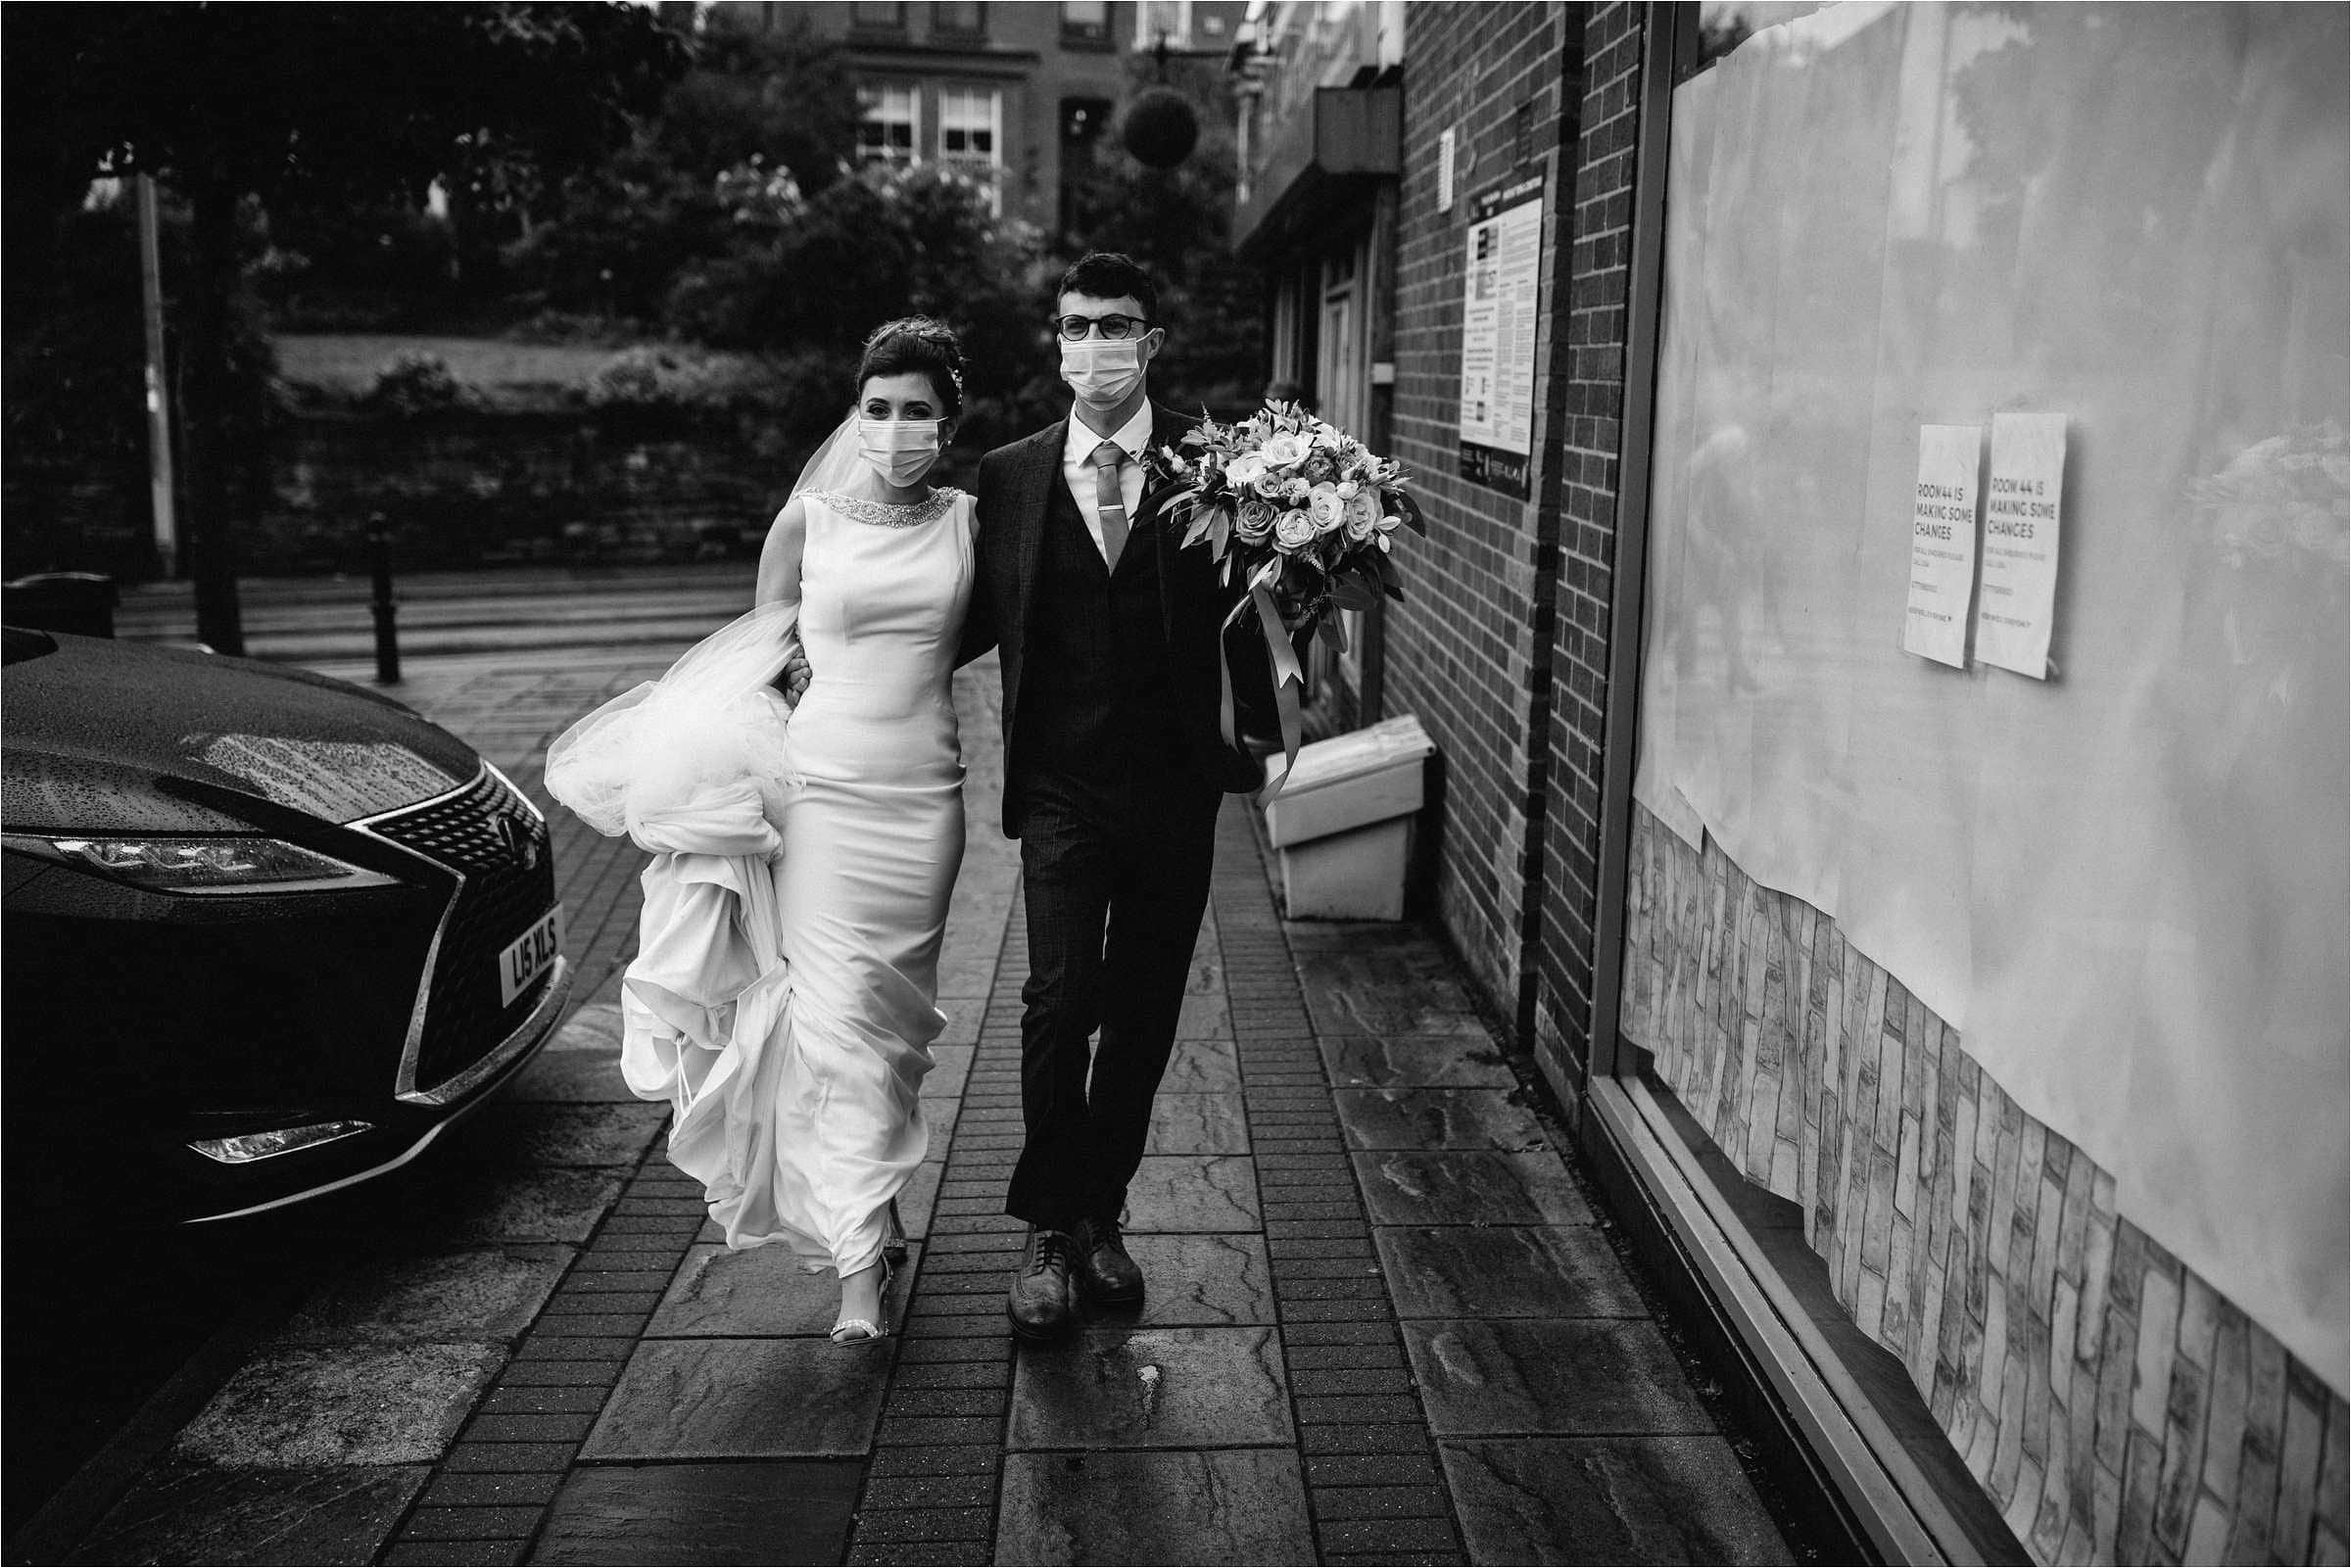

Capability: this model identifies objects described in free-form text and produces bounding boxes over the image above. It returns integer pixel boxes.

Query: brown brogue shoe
[1007,1226,1079,1341]
[1073,1214,1144,1307]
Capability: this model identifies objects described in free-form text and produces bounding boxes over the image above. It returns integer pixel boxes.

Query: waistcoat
[1016,470,1194,779]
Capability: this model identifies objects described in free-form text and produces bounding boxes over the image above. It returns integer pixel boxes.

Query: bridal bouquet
[1148,400,1425,783]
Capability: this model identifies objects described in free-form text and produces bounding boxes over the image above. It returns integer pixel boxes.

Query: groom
[962,252,1271,1340]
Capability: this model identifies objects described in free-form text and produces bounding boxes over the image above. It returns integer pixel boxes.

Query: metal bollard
[368,513,401,686]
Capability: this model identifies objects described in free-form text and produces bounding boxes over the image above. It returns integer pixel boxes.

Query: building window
[1135,0,1189,50]
[1060,1,1109,44]
[1060,96,1112,148]
[931,1,984,38]
[849,2,906,32]
[937,86,1002,210]
[857,83,920,167]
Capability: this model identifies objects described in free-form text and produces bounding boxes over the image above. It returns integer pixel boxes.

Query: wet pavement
[15,636,1801,1565]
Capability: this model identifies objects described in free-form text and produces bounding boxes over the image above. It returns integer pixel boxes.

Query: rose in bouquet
[1144,400,1426,782]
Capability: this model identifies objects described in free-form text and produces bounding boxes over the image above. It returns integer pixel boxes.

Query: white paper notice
[1458,178,1544,456]
[1903,425,1981,667]
[1975,412,2067,679]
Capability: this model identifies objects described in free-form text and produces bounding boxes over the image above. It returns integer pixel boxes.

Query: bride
[546,317,973,1346]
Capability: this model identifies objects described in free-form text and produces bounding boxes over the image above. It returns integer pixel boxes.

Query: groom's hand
[777,642,813,709]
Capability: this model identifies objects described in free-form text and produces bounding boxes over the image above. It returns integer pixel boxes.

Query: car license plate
[499,905,565,1007]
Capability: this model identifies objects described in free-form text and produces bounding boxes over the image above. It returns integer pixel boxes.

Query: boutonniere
[1140,441,1181,489]
[1137,441,1189,514]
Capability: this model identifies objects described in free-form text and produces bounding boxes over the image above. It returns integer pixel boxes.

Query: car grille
[367,768,557,1092]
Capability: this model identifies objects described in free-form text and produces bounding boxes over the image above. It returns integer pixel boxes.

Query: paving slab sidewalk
[58,646,1797,1566]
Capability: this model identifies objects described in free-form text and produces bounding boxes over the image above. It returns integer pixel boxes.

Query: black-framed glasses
[1053,312,1155,341]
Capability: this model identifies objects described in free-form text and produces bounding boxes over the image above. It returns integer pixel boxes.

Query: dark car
[1,627,571,1225]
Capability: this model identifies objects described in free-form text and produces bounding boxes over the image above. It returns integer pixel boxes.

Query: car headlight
[19,835,399,894]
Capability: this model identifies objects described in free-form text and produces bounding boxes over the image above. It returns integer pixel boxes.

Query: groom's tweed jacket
[962,403,1271,837]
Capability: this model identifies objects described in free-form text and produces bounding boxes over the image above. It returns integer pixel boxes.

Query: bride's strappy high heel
[830,1203,909,1346]
[829,1254,892,1346]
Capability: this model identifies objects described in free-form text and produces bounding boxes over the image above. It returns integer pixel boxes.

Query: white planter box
[1264,715,1435,922]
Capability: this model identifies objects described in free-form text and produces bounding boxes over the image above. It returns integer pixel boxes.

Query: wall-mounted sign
[1457,171,1545,498]
[1974,412,2068,679]
[1903,424,1982,668]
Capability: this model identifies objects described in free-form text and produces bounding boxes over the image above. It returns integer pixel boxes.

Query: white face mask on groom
[1059,338,1148,408]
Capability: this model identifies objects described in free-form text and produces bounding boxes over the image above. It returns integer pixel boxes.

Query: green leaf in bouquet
[1316,611,1349,651]
[1209,507,1231,559]
[1393,489,1429,536]
[1373,548,1406,600]
[1329,566,1382,612]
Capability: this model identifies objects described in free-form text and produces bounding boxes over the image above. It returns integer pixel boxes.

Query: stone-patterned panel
[1622,804,2350,1564]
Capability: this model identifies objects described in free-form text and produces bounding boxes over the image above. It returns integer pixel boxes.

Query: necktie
[1090,440,1129,568]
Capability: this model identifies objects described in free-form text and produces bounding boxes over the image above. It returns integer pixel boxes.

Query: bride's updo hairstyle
[856,317,966,418]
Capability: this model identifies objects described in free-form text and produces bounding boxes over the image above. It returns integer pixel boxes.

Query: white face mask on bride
[856,419,943,488]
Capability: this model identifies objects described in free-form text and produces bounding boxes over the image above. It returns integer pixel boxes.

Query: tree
[1059,53,1263,419]
[1,4,685,652]
[662,162,1050,452]
[503,12,859,327]
[652,12,859,198]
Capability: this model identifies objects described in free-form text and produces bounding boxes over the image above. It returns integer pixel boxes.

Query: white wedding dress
[546,486,975,1278]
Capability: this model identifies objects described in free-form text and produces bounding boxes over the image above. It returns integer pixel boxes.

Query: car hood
[2,633,485,834]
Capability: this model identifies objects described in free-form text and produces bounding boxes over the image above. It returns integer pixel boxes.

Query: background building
[722,1,1247,238]
[1228,0,1405,721]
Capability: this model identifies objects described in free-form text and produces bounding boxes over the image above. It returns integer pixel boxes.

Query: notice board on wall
[1629,2,2349,1391]
[1457,171,1545,497]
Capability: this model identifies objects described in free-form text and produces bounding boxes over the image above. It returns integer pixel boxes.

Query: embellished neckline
[814,488,961,529]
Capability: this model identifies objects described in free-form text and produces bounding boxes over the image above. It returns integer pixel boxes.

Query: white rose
[1307,485,1346,531]
[1259,433,1307,469]
[1225,453,1266,489]
[1283,477,1313,503]
[1344,491,1380,541]
[1274,508,1318,549]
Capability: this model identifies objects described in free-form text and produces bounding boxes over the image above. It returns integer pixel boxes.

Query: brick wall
[1623,805,2351,1564]
[1386,0,1581,1023]
[1527,0,1641,1111]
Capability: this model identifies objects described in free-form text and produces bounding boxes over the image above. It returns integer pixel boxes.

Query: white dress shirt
[1061,404,1154,564]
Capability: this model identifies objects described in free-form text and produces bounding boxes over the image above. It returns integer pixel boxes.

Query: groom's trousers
[1004,763,1224,1232]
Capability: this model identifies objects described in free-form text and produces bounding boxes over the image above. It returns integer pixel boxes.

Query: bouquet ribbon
[1219,579,1307,800]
